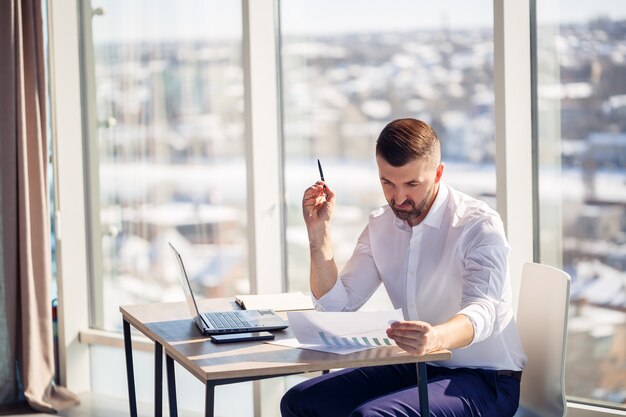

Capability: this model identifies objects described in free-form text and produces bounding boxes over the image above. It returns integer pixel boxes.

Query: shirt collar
[392,182,449,231]
[422,182,448,229]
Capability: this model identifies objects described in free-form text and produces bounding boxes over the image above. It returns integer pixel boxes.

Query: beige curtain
[0,0,78,412]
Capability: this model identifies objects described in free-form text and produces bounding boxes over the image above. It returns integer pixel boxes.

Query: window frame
[530,0,626,412]
[48,0,91,392]
[49,0,287,393]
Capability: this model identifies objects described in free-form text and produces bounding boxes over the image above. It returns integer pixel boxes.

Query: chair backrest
[516,262,571,417]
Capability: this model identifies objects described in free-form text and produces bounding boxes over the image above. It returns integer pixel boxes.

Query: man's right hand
[302,181,339,298]
[302,181,336,237]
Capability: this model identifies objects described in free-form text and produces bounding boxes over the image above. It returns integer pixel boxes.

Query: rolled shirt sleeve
[457,219,511,345]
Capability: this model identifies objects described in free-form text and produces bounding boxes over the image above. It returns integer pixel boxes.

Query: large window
[280,0,496,295]
[535,1,626,408]
[82,0,247,331]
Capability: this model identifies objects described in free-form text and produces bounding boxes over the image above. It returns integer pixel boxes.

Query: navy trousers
[280,364,520,417]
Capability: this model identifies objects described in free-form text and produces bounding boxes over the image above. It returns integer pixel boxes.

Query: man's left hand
[386,320,441,355]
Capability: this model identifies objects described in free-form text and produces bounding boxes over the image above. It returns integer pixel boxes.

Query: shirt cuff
[457,305,488,345]
[312,279,349,311]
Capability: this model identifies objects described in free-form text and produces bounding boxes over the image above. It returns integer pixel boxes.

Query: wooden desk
[120,299,451,417]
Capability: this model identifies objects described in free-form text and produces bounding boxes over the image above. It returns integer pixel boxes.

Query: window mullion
[242,0,285,296]
[494,0,534,309]
[242,2,286,417]
[77,0,105,331]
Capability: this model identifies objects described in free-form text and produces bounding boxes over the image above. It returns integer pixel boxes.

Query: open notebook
[235,292,315,312]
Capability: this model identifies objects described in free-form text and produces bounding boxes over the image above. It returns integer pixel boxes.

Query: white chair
[514,262,571,417]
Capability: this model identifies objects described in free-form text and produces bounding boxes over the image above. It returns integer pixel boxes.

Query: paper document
[287,309,404,348]
[235,292,314,311]
[267,338,374,355]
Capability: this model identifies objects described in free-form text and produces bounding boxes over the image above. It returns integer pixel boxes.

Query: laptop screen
[169,242,202,319]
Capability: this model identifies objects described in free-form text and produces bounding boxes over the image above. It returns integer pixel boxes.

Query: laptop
[169,242,289,335]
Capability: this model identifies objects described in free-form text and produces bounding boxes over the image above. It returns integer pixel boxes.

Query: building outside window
[81,0,247,331]
[279,0,496,298]
[535,0,626,408]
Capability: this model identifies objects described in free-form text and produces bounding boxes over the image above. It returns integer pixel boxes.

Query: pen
[317,159,325,182]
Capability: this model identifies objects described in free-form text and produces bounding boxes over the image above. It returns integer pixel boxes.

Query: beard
[389,185,435,222]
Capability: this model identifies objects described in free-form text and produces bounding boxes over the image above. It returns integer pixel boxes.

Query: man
[281,118,526,417]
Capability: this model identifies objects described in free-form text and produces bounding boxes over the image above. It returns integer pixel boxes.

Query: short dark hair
[376,118,440,167]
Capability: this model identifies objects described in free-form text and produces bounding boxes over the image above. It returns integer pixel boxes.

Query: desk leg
[154,342,163,417]
[204,383,215,417]
[417,362,429,416]
[123,320,138,417]
[166,355,178,417]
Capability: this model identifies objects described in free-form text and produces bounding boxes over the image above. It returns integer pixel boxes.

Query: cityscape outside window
[279,0,496,297]
[536,0,626,408]
[83,0,247,331]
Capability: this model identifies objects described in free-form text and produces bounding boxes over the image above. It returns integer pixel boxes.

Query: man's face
[376,155,444,226]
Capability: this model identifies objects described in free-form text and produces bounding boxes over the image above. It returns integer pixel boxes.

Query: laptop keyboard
[206,311,252,329]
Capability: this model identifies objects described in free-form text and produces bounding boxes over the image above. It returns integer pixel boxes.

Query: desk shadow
[187,342,406,370]
[145,319,208,344]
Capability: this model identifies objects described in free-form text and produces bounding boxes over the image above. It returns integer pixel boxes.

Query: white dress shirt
[315,183,527,371]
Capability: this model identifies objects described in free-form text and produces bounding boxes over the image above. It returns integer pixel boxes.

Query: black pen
[317,159,328,196]
[317,159,325,182]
